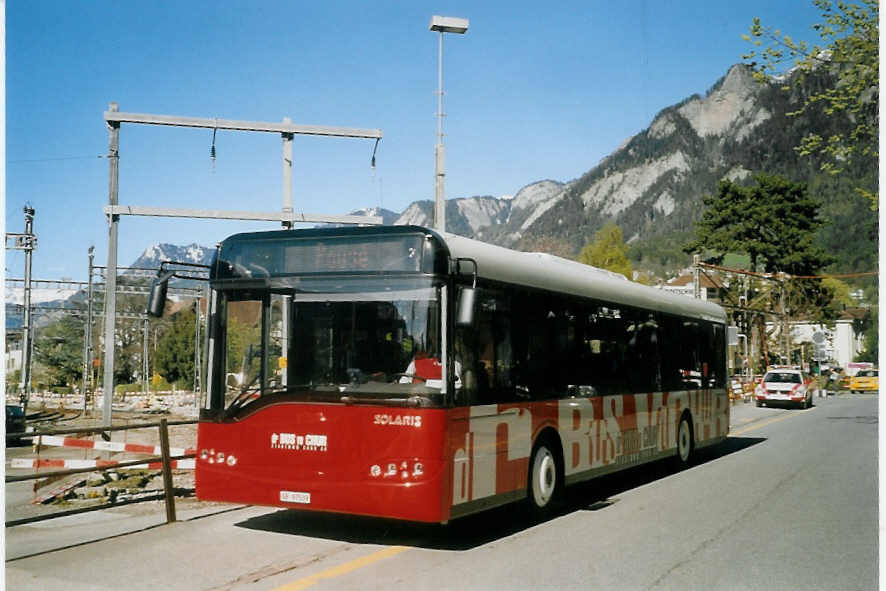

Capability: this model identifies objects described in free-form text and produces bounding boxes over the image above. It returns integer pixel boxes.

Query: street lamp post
[429,15,469,233]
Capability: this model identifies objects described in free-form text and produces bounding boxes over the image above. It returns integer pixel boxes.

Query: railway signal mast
[5,206,37,416]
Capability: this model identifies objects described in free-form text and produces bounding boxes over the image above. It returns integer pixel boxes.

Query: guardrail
[5,418,196,528]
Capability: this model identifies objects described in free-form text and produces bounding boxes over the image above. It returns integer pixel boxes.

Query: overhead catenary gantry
[101,103,384,426]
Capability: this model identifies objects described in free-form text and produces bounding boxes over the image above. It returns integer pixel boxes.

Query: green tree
[112,288,156,386]
[820,277,854,308]
[742,0,878,207]
[854,306,878,361]
[685,174,832,275]
[577,223,633,279]
[34,315,84,387]
[153,305,197,386]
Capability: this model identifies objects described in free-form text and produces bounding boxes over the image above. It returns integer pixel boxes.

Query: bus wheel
[528,440,560,515]
[675,414,694,469]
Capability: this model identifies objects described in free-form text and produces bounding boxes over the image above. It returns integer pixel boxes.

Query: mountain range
[339,63,875,276]
[384,64,874,273]
[128,243,216,271]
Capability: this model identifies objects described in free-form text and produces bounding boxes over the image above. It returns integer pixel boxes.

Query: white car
[755,369,814,409]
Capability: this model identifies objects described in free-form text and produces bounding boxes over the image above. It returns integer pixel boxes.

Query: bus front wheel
[528,439,561,516]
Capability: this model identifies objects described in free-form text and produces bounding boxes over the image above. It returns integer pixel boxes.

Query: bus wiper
[340,394,433,407]
[340,395,411,407]
[226,387,261,414]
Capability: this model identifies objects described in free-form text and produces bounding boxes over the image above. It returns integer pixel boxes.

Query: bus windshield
[218,277,444,411]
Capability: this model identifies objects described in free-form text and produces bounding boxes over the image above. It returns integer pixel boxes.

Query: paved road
[6,393,878,590]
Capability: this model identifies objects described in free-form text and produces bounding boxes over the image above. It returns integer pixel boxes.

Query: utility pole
[142,316,149,398]
[6,210,39,414]
[693,254,701,299]
[19,207,36,417]
[779,273,789,363]
[103,102,121,427]
[81,246,95,412]
[193,300,201,395]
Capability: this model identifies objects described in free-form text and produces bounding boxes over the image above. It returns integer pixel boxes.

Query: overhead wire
[9,155,107,163]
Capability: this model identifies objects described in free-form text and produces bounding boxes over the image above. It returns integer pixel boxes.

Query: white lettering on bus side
[560,394,664,476]
[451,405,531,505]
[452,433,471,505]
[450,391,728,508]
[647,392,670,449]
[559,399,593,475]
[600,395,623,465]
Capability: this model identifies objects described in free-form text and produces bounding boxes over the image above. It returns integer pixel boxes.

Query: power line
[697,262,878,281]
[8,155,107,164]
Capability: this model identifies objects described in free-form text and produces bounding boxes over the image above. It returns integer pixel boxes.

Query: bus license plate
[280,490,311,504]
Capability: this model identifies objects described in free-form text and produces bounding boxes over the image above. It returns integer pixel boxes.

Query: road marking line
[730,408,814,437]
[272,545,410,591]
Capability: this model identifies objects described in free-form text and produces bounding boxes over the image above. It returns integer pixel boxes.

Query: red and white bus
[167,225,728,523]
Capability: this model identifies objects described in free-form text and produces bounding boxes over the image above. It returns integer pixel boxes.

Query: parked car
[755,368,814,409]
[5,404,26,445]
[849,369,878,393]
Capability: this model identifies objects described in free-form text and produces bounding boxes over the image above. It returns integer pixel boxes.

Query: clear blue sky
[6,1,825,281]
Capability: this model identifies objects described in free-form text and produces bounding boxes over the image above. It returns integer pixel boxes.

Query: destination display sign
[218,234,426,278]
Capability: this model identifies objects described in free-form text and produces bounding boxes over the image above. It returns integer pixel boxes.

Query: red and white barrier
[11,458,195,470]
[34,435,195,457]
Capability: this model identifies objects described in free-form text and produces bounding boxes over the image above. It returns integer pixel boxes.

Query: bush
[115,378,175,395]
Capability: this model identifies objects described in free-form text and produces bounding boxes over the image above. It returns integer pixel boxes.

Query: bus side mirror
[456,286,476,326]
[453,257,478,327]
[146,277,169,317]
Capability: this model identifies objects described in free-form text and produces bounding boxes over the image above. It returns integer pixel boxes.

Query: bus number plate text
[280,490,311,504]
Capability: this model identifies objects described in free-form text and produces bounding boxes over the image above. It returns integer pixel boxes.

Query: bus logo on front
[271,432,328,451]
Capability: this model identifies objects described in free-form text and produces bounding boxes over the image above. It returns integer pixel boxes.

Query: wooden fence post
[159,418,177,523]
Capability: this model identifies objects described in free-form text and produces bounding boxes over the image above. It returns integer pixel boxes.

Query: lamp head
[429,15,469,34]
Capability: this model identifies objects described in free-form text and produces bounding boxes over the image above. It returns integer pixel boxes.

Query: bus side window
[458,289,514,405]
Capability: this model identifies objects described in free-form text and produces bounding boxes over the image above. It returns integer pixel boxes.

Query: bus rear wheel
[528,440,561,516]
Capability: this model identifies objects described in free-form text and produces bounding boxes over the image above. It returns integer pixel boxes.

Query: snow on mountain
[6,287,81,306]
[128,243,215,271]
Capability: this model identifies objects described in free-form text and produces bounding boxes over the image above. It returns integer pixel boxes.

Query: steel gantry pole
[102,102,121,427]
[282,116,294,229]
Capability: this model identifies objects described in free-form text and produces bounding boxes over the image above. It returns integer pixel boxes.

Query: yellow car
[849,369,878,393]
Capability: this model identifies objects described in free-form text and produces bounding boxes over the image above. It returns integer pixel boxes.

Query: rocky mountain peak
[677,64,767,139]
